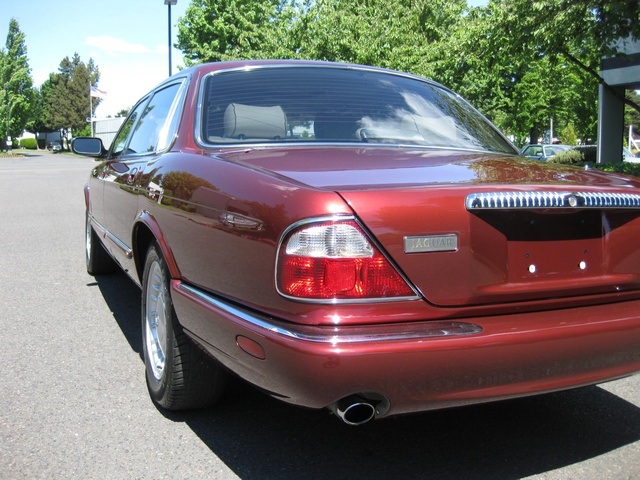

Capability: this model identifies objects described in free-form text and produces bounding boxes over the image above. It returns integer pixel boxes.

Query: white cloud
[83,35,179,116]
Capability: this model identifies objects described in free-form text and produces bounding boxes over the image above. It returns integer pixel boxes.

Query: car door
[101,79,187,275]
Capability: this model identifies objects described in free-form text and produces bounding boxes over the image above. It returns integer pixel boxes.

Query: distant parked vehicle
[47,141,62,153]
[521,143,571,161]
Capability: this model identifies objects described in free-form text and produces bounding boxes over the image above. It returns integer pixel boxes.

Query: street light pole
[165,0,177,77]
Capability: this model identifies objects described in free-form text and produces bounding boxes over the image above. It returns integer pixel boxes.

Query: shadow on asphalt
[93,271,142,357]
[94,272,640,479]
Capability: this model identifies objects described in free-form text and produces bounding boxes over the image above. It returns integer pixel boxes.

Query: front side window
[111,97,149,157]
[200,66,517,154]
[111,81,185,158]
[126,82,183,155]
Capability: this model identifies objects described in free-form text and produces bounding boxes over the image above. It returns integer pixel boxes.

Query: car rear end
[169,62,640,423]
[171,151,640,423]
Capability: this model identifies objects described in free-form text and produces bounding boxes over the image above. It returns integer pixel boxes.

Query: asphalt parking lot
[1,151,639,479]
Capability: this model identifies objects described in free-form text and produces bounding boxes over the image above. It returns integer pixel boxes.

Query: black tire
[85,212,117,275]
[141,243,227,410]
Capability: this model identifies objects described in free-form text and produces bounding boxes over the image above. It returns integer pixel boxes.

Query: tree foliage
[175,0,638,145]
[420,1,620,142]
[177,0,285,63]
[485,0,640,115]
[490,0,639,68]
[41,53,100,141]
[288,0,467,72]
[176,0,467,69]
[0,18,33,143]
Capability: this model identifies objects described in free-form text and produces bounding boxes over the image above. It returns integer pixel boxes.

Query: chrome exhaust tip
[330,394,388,426]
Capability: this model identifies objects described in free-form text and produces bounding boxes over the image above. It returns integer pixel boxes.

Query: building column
[597,84,625,163]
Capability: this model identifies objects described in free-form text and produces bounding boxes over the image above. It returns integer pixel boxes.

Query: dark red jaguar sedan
[74,60,640,425]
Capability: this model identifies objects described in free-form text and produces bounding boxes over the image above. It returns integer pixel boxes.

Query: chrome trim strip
[466,191,640,210]
[89,214,133,259]
[105,231,133,259]
[178,283,482,344]
[88,213,106,235]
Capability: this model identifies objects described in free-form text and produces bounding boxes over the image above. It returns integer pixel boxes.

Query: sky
[0,0,189,117]
[1,0,488,118]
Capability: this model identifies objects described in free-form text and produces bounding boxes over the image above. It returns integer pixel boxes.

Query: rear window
[200,66,517,154]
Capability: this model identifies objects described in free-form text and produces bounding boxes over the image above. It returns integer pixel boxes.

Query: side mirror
[72,137,106,157]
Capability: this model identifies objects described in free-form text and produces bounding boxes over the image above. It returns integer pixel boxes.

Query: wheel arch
[133,211,181,284]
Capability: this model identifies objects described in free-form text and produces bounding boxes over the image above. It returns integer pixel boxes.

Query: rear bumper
[172,281,640,418]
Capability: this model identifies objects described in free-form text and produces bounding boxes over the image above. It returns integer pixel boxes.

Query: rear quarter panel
[139,152,354,316]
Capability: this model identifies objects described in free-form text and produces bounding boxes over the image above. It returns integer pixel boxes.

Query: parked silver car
[521,143,571,161]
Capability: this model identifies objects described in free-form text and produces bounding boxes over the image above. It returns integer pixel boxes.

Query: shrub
[572,145,597,163]
[20,138,38,150]
[548,149,584,165]
[546,148,640,179]
[596,162,640,178]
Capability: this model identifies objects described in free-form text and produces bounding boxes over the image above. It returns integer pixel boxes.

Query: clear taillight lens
[285,223,373,258]
[277,219,414,300]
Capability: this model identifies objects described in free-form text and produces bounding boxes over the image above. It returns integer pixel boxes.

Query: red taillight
[277,219,414,300]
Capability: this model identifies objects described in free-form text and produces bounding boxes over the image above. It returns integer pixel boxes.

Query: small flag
[90,86,107,98]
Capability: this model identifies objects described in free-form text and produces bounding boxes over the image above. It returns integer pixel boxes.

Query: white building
[93,117,125,148]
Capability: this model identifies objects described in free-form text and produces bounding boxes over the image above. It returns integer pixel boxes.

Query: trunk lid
[229,146,640,307]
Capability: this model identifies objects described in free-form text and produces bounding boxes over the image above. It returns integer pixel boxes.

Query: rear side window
[200,66,517,154]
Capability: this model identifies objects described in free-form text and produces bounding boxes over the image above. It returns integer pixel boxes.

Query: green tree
[0,18,34,147]
[508,58,595,144]
[558,123,579,145]
[176,0,285,63]
[23,87,48,146]
[176,0,467,72]
[429,7,513,134]
[174,0,639,146]
[289,0,466,73]
[440,0,629,143]
[486,0,640,114]
[41,53,101,145]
